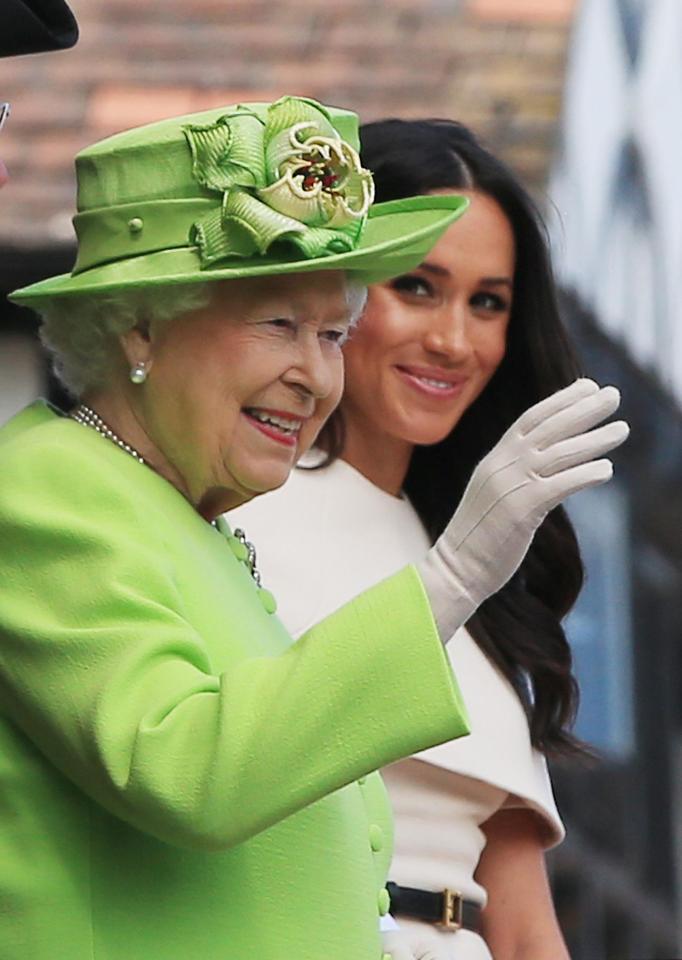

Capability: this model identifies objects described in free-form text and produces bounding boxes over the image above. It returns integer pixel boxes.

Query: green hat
[10,96,468,306]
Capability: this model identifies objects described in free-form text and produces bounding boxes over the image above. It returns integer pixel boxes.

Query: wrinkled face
[341,190,514,448]
[136,272,352,513]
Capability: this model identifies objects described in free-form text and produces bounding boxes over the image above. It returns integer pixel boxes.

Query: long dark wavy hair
[316,119,585,756]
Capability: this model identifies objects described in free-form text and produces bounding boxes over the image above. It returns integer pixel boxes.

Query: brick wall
[0,0,576,249]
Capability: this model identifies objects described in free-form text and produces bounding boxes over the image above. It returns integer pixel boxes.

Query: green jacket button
[377,887,390,916]
[369,824,383,853]
[228,538,249,562]
[258,588,277,614]
[357,776,367,786]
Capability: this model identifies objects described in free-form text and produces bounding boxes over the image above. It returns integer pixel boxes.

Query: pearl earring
[129,361,148,384]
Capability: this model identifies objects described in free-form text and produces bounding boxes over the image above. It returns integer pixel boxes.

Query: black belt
[386,881,482,934]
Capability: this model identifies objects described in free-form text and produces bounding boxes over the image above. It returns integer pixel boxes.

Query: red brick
[4,93,86,131]
[468,0,577,24]
[29,132,89,172]
[0,0,574,246]
[86,85,292,133]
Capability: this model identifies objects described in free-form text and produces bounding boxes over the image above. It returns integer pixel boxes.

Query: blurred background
[1,1,680,956]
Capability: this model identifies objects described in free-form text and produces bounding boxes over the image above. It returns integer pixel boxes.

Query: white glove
[417,378,629,641]
[381,929,445,960]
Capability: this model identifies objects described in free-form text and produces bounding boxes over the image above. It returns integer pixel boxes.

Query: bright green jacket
[0,402,468,960]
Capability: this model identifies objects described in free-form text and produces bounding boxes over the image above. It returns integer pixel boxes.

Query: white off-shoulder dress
[230,457,564,959]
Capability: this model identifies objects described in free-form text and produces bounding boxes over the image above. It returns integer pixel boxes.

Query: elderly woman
[0,97,624,960]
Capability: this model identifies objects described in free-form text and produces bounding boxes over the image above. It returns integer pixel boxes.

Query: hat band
[71,193,362,275]
[72,198,216,274]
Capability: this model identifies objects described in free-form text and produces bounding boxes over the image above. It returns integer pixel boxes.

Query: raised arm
[0,434,467,852]
[418,378,629,640]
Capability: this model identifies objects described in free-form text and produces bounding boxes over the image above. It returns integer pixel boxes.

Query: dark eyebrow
[420,262,450,278]
[420,262,513,289]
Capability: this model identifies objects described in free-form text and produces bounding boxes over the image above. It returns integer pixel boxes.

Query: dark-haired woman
[229,119,622,959]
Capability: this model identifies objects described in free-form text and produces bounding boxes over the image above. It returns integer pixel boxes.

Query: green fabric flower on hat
[183,96,375,267]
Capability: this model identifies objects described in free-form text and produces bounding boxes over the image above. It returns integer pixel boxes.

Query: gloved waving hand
[417,378,629,641]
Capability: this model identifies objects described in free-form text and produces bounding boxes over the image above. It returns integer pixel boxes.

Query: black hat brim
[1,0,78,58]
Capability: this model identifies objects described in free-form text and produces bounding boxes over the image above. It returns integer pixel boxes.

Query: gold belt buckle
[441,888,463,931]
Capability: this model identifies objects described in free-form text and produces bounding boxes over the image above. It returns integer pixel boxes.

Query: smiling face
[121,272,352,516]
[340,190,514,479]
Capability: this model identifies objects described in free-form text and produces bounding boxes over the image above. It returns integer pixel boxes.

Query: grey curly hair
[38,278,367,396]
[39,284,211,396]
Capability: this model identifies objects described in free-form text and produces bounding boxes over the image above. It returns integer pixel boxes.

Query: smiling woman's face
[125,271,352,516]
[341,190,514,451]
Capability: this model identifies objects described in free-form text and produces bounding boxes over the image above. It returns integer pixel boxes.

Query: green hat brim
[10,195,468,306]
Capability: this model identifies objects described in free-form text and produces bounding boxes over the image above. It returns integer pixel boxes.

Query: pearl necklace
[68,404,267,597]
[70,403,146,464]
[231,527,262,586]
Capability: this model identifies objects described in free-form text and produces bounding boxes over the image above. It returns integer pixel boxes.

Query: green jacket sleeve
[0,433,468,851]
